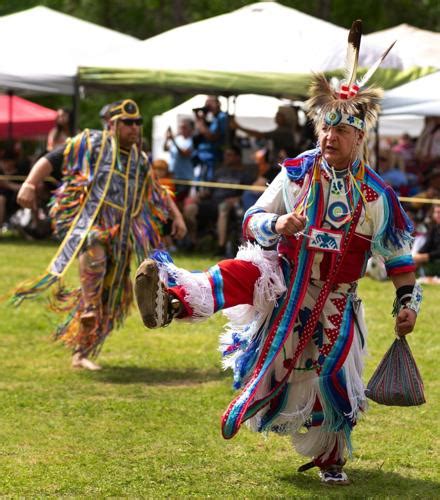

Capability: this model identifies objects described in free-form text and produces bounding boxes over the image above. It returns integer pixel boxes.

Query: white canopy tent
[0,6,139,95]
[383,102,440,116]
[379,115,424,137]
[90,2,403,74]
[81,2,409,98]
[382,71,440,112]
[365,24,440,70]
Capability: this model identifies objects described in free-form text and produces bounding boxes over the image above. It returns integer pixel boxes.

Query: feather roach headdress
[306,19,394,134]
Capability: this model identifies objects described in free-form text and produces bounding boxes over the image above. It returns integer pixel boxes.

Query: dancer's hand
[275,213,306,236]
[17,182,38,210]
[395,307,417,337]
[171,216,187,239]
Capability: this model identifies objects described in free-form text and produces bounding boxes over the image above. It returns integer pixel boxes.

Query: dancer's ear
[356,130,365,146]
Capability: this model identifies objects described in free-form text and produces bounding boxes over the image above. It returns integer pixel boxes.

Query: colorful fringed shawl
[222,157,365,439]
[222,150,414,446]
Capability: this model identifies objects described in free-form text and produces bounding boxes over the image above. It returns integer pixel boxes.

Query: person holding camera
[229,105,299,163]
[164,119,194,205]
[192,96,228,182]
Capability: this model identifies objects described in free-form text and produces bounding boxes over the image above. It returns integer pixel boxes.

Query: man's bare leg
[72,243,107,370]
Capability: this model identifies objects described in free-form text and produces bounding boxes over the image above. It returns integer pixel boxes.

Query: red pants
[168,259,261,317]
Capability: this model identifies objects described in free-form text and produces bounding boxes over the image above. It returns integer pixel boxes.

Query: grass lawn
[0,236,439,497]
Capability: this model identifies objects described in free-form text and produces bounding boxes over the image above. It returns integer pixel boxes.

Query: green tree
[1,0,438,139]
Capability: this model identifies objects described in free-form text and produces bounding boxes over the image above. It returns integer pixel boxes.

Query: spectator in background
[415,117,440,174]
[297,118,317,152]
[193,95,228,182]
[0,148,28,230]
[152,158,176,196]
[410,164,440,219]
[242,148,280,212]
[276,148,290,167]
[380,152,409,195]
[213,146,255,256]
[413,204,440,277]
[230,105,299,162]
[184,145,254,255]
[164,119,194,206]
[391,133,417,175]
[407,208,428,257]
[46,107,73,151]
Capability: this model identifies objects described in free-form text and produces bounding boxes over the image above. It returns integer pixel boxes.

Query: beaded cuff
[392,283,423,316]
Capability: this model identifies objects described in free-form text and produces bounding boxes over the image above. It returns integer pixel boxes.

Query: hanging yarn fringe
[11,273,59,306]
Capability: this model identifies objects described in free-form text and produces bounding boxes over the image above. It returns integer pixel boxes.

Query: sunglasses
[120,118,143,126]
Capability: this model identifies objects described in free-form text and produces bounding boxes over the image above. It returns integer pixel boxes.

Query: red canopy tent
[0,94,57,139]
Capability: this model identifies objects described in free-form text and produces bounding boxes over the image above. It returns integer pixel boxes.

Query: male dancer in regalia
[134,24,421,485]
[15,99,186,370]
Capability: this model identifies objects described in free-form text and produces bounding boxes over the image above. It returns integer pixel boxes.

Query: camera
[192,106,209,116]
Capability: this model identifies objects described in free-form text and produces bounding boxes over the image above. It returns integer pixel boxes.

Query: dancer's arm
[17,157,54,210]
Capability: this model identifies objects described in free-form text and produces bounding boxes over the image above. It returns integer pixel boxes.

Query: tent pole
[225,94,236,147]
[7,89,13,142]
[375,121,380,173]
[72,74,80,134]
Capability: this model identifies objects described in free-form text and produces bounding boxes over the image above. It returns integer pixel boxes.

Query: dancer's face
[319,123,364,169]
[112,118,142,148]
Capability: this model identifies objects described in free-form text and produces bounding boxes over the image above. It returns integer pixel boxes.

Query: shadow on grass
[279,467,439,496]
[93,365,229,386]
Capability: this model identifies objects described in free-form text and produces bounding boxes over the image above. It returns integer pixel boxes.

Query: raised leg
[135,258,262,328]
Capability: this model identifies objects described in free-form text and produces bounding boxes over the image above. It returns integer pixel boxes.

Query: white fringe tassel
[157,262,214,322]
[236,242,286,312]
[249,302,368,460]
[220,243,286,371]
[294,427,346,463]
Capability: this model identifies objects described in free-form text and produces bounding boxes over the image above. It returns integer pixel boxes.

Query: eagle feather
[344,19,362,88]
[358,41,396,88]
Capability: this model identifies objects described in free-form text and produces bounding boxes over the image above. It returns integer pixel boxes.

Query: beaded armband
[392,283,423,317]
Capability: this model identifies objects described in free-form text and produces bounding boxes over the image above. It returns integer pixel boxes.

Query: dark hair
[57,107,74,134]
[180,118,194,129]
[1,148,18,161]
[227,144,242,158]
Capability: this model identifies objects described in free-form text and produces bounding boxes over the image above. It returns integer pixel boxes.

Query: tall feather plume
[306,73,383,133]
[344,19,362,88]
[357,40,396,88]
[306,18,389,137]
